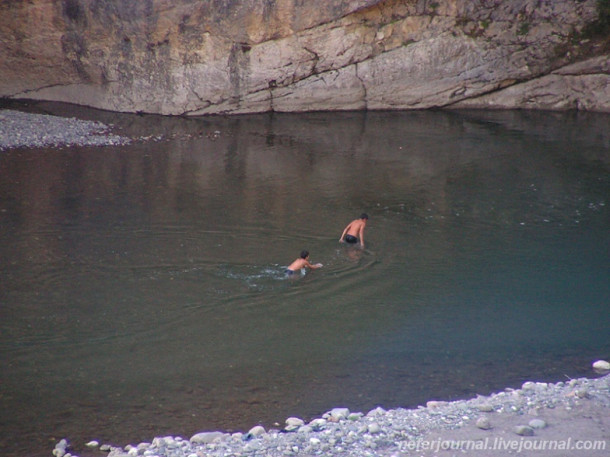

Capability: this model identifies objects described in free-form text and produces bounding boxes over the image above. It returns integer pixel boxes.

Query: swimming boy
[286,250,323,275]
[339,213,369,248]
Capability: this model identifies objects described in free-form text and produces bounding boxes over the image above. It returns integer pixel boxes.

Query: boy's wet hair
[360,213,369,219]
[300,250,309,259]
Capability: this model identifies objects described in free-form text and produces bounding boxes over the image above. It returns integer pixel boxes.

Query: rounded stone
[285,417,305,427]
[298,425,313,434]
[328,408,350,421]
[514,425,535,436]
[476,417,492,430]
[529,419,547,429]
[426,400,449,408]
[246,425,266,437]
[309,418,327,430]
[367,407,387,417]
[592,360,610,371]
[477,404,494,412]
[190,431,224,444]
[368,423,381,434]
[576,388,590,398]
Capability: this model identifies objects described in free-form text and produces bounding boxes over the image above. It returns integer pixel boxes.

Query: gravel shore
[53,371,609,457]
[0,109,131,151]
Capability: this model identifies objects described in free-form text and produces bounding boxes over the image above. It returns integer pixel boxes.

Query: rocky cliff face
[1,0,608,115]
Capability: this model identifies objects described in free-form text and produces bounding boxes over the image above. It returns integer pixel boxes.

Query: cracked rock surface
[1,0,608,115]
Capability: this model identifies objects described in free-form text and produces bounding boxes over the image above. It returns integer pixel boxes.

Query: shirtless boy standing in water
[339,213,369,248]
[286,250,323,275]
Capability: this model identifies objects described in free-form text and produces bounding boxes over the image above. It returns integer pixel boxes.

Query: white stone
[247,425,266,437]
[189,431,224,444]
[285,417,305,427]
[529,419,547,429]
[298,425,313,433]
[592,360,610,371]
[328,407,350,420]
[476,417,492,430]
[368,423,381,434]
[152,437,171,447]
[53,439,68,457]
[309,418,327,429]
[85,441,99,448]
[477,404,494,412]
[367,407,387,417]
[426,400,449,408]
[576,388,590,398]
[514,425,535,436]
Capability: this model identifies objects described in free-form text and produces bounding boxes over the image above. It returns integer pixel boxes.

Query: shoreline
[55,370,609,457]
[0,109,132,151]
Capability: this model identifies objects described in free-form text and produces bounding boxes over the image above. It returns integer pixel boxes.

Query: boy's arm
[339,223,351,241]
[305,260,323,269]
[358,225,365,247]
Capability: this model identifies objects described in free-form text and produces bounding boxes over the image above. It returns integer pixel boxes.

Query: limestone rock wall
[1,0,608,115]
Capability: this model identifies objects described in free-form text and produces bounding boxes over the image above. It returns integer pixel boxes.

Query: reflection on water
[1,105,609,456]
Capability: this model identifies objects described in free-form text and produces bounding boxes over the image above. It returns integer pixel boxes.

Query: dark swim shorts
[344,234,358,244]
[285,269,296,276]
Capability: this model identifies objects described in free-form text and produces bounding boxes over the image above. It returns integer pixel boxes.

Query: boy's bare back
[339,213,368,247]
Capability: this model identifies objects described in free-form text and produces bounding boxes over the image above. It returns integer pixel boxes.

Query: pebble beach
[52,370,609,457]
[0,109,132,151]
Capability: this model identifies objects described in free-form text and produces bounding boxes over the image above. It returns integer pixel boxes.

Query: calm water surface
[1,105,609,456]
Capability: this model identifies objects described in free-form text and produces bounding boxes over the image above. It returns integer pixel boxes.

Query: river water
[1,106,609,456]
